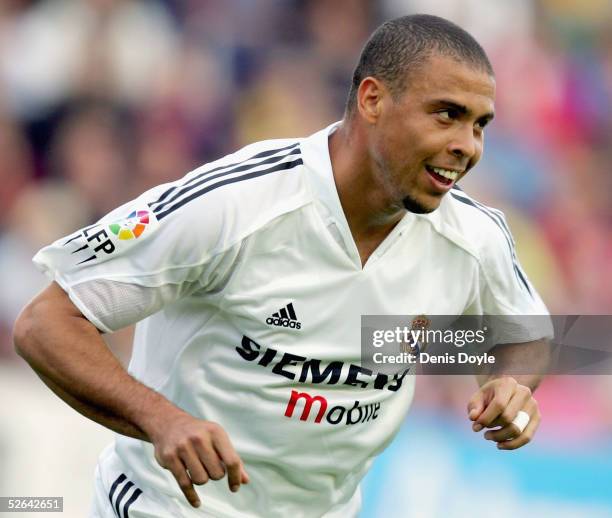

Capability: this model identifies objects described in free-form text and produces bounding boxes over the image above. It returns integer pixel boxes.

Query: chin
[401,194,439,214]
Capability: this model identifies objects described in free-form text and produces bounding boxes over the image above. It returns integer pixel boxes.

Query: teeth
[431,167,459,181]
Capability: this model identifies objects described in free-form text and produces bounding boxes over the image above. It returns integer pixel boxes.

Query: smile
[425,165,461,182]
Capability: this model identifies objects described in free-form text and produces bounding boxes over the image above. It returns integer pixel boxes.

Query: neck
[328,118,405,243]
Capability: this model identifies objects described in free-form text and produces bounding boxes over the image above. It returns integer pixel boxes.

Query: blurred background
[0,0,610,516]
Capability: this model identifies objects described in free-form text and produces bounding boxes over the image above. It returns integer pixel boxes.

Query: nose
[448,126,480,161]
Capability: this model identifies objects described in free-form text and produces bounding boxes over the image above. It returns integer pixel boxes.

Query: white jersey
[34,122,549,518]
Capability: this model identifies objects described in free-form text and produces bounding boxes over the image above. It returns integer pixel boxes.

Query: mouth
[425,165,462,191]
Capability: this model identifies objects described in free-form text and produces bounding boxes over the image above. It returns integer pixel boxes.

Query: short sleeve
[477,211,553,344]
[33,182,241,333]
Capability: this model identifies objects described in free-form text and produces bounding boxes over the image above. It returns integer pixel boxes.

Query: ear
[357,77,386,124]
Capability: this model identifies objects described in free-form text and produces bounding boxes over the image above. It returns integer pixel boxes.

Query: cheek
[470,137,485,165]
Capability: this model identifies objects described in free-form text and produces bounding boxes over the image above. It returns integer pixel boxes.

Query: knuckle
[160,449,176,465]
[501,410,514,424]
[190,434,205,448]
[224,455,240,469]
[178,477,192,490]
[490,399,504,414]
[204,421,220,435]
[176,441,189,455]
[502,376,516,388]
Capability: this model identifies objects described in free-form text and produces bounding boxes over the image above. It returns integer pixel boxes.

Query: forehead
[404,54,496,113]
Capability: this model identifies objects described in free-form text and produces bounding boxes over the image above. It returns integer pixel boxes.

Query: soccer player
[14,14,550,518]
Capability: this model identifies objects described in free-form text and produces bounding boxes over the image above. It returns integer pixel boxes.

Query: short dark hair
[345,14,493,115]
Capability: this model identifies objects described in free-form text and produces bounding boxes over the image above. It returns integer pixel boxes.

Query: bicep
[38,281,94,320]
[15,281,97,342]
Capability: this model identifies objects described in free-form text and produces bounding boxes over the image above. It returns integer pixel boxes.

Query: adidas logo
[266,303,302,330]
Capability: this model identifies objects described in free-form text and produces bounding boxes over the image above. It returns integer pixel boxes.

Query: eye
[437,109,459,121]
[474,119,489,133]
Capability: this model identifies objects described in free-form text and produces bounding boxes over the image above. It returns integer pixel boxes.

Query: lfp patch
[109,210,150,240]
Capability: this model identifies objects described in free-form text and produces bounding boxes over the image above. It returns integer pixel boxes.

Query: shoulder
[79,137,313,268]
[136,137,312,251]
[433,186,516,262]
[146,137,309,222]
[436,186,535,296]
[444,186,514,253]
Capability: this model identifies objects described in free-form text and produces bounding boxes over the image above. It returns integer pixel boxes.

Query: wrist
[129,386,184,442]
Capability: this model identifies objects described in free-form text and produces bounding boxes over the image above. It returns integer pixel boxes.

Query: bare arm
[13,282,248,507]
[13,282,171,440]
[476,339,551,391]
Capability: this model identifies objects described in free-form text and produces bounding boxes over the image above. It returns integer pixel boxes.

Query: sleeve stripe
[450,190,533,297]
[152,145,301,215]
[122,488,143,518]
[108,473,143,518]
[155,156,304,221]
[114,481,134,517]
[108,474,126,505]
[149,141,300,210]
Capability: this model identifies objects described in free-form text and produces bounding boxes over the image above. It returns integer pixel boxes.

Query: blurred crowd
[0,0,610,376]
[0,4,610,513]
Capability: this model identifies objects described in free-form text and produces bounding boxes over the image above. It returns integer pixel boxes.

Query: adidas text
[266,317,301,329]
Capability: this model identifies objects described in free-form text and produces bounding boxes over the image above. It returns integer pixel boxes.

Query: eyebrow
[432,99,495,123]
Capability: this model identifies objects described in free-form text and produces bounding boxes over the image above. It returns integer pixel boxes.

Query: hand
[467,376,540,450]
[148,411,249,508]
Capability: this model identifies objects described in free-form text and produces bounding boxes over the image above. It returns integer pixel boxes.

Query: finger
[192,437,226,482]
[497,406,541,451]
[475,381,516,427]
[484,408,531,442]
[178,443,209,486]
[484,387,534,433]
[468,389,487,431]
[212,429,245,492]
[467,390,486,421]
[241,464,250,484]
[166,456,201,508]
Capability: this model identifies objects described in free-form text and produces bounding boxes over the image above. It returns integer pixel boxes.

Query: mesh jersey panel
[71,280,184,332]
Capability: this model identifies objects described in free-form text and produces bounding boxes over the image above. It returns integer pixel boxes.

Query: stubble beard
[401,193,436,214]
[376,156,437,215]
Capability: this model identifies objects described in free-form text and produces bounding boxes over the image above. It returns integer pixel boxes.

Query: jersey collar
[300,121,353,231]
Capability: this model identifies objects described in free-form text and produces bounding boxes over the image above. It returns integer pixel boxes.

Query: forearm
[13,284,180,441]
[475,339,550,392]
[36,369,147,440]
[476,372,544,392]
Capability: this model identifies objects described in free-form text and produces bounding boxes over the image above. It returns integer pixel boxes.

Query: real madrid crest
[399,314,431,355]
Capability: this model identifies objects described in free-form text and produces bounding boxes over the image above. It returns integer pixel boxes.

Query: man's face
[367,53,496,214]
